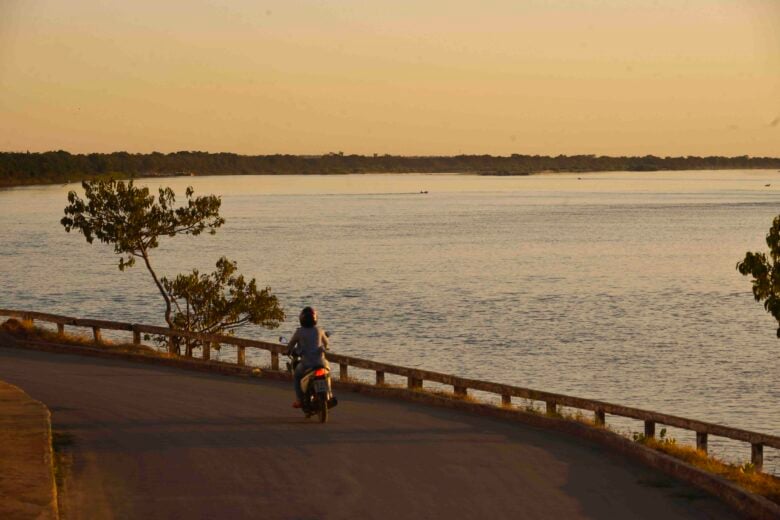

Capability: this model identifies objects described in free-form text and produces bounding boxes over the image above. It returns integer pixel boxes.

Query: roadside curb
[0,379,59,520]
[2,333,778,519]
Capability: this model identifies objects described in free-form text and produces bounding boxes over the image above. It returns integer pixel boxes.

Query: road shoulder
[0,379,59,519]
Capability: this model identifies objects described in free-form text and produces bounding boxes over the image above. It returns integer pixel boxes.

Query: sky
[0,0,778,156]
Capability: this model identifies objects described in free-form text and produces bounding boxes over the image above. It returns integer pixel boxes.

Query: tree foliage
[736,215,780,337]
[61,180,283,354]
[162,257,284,354]
[61,179,224,329]
[61,179,224,271]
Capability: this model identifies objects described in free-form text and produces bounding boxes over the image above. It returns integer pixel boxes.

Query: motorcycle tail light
[314,368,327,376]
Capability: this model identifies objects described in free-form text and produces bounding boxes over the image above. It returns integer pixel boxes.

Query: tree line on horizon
[2,150,780,187]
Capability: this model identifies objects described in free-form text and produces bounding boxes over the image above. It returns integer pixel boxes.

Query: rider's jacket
[288,326,329,369]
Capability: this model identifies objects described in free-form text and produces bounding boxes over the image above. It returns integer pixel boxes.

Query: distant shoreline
[2,150,780,188]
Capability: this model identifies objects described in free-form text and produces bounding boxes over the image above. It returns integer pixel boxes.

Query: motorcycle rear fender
[300,372,331,396]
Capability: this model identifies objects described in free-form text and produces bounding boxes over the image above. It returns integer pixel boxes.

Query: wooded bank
[3,151,780,187]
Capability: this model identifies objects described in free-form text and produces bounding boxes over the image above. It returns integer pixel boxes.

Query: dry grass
[410,385,480,403]
[559,408,597,427]
[355,378,481,403]
[635,435,780,504]
[1,318,169,358]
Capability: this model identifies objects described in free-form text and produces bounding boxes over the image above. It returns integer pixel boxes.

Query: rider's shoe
[292,400,302,408]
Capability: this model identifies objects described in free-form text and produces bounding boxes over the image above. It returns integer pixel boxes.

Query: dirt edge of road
[0,378,59,520]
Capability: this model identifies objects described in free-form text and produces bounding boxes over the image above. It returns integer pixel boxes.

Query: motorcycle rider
[286,307,330,408]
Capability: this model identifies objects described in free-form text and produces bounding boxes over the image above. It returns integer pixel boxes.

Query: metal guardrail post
[751,443,763,471]
[696,432,708,453]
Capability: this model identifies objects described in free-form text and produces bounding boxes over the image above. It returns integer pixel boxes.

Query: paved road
[0,343,739,520]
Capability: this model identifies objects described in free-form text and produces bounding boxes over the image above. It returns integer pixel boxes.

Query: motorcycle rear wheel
[318,394,328,423]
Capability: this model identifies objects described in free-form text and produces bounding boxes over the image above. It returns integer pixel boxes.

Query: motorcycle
[279,334,338,423]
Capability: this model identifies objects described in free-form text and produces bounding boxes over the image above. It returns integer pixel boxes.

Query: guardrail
[1,308,777,472]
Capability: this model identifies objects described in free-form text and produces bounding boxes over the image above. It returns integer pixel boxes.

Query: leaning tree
[62,179,284,353]
[736,214,780,337]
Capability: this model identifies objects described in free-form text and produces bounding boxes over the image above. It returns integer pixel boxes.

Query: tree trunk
[139,247,179,354]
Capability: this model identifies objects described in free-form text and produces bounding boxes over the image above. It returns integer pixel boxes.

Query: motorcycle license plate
[313,379,328,393]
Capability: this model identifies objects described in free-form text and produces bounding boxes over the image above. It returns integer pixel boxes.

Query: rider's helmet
[299,307,317,328]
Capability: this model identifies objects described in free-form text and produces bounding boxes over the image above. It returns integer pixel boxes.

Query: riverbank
[3,150,780,188]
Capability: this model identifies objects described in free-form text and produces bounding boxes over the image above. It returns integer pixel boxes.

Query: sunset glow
[1,0,778,156]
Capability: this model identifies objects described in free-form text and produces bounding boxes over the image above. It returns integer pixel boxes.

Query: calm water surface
[1,171,779,471]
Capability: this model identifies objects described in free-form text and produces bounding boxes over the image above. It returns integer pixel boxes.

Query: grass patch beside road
[1,318,168,357]
[632,432,780,505]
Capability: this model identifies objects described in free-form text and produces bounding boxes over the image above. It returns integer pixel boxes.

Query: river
[1,170,778,472]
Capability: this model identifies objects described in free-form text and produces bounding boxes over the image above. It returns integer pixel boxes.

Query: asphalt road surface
[0,343,739,520]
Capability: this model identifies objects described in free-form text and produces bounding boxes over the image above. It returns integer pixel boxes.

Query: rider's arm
[321,329,329,350]
[287,330,300,355]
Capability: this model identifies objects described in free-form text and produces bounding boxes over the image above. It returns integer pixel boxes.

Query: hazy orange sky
[1,0,778,156]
